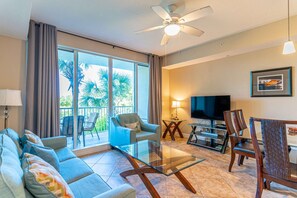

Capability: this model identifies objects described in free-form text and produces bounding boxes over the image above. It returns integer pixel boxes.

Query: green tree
[60,95,72,107]
[80,69,132,107]
[58,59,85,92]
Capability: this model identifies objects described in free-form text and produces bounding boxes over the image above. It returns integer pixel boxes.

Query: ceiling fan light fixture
[165,24,180,36]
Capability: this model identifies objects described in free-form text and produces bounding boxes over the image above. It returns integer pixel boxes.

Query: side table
[162,119,186,141]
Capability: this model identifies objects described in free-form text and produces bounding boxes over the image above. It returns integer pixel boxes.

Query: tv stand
[187,120,228,154]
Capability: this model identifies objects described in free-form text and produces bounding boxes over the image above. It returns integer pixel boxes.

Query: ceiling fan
[136,4,213,45]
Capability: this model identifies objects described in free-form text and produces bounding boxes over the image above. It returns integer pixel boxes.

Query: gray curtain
[148,54,162,126]
[25,20,60,138]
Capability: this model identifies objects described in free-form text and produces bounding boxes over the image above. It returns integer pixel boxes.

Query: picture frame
[250,67,292,97]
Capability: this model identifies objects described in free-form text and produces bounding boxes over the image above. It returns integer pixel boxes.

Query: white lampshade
[172,101,181,108]
[283,40,296,55]
[0,89,22,106]
[165,24,180,36]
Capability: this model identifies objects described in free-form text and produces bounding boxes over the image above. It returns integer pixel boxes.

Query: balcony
[60,106,133,149]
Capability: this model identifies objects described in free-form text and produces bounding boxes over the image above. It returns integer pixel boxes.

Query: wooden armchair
[250,117,297,198]
[224,109,263,172]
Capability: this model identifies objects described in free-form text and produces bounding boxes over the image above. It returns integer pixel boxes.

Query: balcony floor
[66,130,109,149]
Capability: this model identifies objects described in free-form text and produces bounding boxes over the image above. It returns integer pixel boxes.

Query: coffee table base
[120,154,196,198]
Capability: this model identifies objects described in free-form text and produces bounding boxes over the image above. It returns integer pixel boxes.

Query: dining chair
[224,109,263,172]
[84,112,100,140]
[250,117,297,198]
[60,115,85,146]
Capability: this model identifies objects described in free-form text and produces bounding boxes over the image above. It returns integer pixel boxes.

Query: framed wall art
[250,67,292,97]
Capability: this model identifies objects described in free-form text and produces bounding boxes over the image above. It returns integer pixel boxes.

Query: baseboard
[73,143,111,157]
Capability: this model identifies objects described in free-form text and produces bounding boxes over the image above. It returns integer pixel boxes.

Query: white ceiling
[1,0,297,56]
[0,0,31,40]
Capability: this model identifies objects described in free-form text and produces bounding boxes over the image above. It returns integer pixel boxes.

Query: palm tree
[58,60,85,92]
[79,69,132,107]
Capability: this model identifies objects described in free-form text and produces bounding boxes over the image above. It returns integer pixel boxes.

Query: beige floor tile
[92,163,116,176]
[80,152,104,164]
[112,163,133,176]
[99,175,110,182]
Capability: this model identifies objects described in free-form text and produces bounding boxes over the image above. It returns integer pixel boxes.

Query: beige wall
[164,45,297,133]
[0,36,26,133]
[58,32,148,64]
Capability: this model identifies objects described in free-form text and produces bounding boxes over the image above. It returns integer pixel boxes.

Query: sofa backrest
[0,133,26,198]
[116,113,140,126]
[0,128,23,156]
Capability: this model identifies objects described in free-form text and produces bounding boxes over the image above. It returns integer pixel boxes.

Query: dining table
[230,128,297,147]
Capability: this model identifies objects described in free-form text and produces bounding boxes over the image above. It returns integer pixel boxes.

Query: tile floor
[80,135,297,198]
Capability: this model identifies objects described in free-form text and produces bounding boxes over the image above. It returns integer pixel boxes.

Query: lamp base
[4,106,8,129]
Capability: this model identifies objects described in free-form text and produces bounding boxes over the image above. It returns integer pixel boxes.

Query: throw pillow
[22,141,60,171]
[125,121,141,132]
[22,153,74,198]
[0,128,22,156]
[21,130,44,146]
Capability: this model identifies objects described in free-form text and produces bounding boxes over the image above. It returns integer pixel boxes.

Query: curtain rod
[57,30,149,56]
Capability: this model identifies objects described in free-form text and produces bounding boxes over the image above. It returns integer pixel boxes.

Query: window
[58,48,149,149]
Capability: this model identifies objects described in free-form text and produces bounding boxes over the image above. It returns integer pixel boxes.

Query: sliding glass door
[58,48,148,149]
[77,52,109,147]
[58,49,77,148]
[112,59,135,116]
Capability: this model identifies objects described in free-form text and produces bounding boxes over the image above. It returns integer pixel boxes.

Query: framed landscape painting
[251,67,292,97]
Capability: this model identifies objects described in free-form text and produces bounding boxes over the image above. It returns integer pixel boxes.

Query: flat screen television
[191,95,230,121]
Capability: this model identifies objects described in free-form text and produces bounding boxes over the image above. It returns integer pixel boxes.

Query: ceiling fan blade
[179,6,213,23]
[180,25,204,37]
[151,6,172,21]
[161,34,170,46]
[135,25,164,33]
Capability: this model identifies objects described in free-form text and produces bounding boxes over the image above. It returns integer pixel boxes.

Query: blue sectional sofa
[0,128,136,198]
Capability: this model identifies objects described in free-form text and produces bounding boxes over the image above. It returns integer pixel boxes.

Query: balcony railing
[60,106,134,131]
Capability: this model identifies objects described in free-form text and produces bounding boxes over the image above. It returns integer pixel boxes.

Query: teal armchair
[110,113,160,146]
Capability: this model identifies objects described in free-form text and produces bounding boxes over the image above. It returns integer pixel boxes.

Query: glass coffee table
[116,140,204,198]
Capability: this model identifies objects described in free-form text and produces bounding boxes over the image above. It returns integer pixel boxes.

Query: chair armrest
[110,117,137,146]
[92,184,135,198]
[41,136,67,150]
[141,122,160,133]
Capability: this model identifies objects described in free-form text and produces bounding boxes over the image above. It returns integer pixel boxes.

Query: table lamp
[172,100,181,120]
[0,89,22,128]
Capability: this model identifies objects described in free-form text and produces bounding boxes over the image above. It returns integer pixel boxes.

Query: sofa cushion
[136,131,158,142]
[69,173,111,198]
[21,130,44,146]
[22,153,74,198]
[0,134,25,198]
[23,141,60,171]
[0,128,22,156]
[55,147,76,162]
[59,158,93,184]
